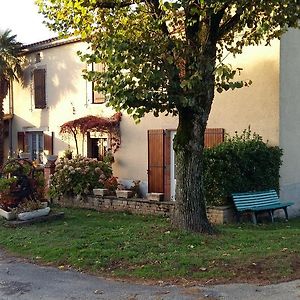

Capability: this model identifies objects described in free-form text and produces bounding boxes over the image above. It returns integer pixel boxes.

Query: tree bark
[0,78,9,168]
[172,107,215,234]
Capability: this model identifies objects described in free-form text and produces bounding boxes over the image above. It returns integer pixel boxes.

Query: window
[27,132,44,162]
[91,63,106,104]
[33,68,46,109]
[17,131,53,163]
[87,132,109,160]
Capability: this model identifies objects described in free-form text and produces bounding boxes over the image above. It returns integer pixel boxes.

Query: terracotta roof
[21,36,81,54]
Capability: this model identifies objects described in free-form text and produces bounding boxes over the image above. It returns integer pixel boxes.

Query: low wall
[53,195,236,224]
[53,195,175,216]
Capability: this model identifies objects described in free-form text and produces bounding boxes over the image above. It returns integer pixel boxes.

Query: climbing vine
[60,113,122,154]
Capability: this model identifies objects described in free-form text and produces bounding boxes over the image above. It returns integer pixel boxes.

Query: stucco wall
[11,39,282,201]
[208,41,280,146]
[280,29,300,216]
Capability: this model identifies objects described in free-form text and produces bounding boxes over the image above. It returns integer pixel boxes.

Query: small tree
[60,113,122,154]
[37,0,300,233]
[0,30,23,167]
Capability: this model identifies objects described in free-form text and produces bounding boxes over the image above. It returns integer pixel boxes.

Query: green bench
[232,190,294,224]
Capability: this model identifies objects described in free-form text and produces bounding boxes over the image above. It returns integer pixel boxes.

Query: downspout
[8,81,14,157]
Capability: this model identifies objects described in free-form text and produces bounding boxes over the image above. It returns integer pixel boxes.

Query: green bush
[203,128,283,206]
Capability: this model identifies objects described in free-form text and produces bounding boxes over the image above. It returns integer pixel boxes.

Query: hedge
[203,128,283,206]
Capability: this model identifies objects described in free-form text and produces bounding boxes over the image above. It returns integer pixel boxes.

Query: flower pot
[46,155,58,162]
[18,207,51,221]
[116,190,134,199]
[93,188,109,197]
[19,152,30,160]
[0,208,16,220]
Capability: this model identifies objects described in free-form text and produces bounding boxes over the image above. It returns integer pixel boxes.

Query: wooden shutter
[204,128,224,148]
[44,132,54,155]
[148,129,165,193]
[17,132,29,152]
[34,69,46,109]
[92,63,106,104]
[17,132,25,151]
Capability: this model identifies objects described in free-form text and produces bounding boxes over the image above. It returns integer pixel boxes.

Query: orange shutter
[204,128,224,148]
[17,132,25,151]
[44,132,54,155]
[34,69,46,109]
[148,129,165,194]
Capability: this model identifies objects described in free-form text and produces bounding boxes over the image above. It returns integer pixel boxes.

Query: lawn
[0,207,299,285]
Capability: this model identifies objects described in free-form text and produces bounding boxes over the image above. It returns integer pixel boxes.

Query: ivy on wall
[60,113,122,154]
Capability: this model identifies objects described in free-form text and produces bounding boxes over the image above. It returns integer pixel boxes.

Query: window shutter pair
[34,69,46,109]
[17,131,54,154]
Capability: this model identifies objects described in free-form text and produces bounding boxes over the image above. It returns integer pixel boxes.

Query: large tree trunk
[0,78,9,168]
[171,44,217,233]
[172,107,214,234]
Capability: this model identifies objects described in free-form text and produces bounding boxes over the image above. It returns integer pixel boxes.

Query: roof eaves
[21,36,82,54]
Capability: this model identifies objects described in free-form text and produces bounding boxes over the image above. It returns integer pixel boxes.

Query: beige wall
[209,41,280,146]
[280,29,300,216]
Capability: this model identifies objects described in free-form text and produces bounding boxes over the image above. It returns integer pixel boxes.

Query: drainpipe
[8,81,14,157]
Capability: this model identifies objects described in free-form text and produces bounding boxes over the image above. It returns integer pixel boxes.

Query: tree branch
[83,0,136,9]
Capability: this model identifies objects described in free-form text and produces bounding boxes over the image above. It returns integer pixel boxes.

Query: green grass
[0,207,299,284]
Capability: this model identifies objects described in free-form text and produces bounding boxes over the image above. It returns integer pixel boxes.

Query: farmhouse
[3,29,300,215]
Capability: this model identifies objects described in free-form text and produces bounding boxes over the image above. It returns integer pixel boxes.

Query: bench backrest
[232,190,280,211]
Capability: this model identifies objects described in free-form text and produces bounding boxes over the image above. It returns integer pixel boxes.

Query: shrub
[203,128,283,206]
[49,155,114,198]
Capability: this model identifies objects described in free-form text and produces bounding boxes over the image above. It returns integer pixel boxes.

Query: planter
[18,207,51,221]
[19,152,31,160]
[116,190,133,199]
[147,193,164,201]
[207,205,235,224]
[46,155,58,163]
[93,188,109,197]
[0,208,16,220]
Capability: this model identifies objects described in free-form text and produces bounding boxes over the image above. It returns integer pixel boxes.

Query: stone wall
[53,195,175,217]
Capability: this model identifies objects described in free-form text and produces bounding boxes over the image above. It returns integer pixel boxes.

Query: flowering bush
[49,155,114,198]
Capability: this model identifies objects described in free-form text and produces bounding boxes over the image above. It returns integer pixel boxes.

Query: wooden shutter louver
[34,69,46,109]
[204,128,224,148]
[44,132,54,155]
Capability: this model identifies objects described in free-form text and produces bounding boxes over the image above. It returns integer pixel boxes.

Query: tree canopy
[36,0,300,233]
[37,0,300,119]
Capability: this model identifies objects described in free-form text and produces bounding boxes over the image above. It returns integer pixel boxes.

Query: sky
[0,0,57,45]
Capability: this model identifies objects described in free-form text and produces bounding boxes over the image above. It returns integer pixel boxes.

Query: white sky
[0,0,57,45]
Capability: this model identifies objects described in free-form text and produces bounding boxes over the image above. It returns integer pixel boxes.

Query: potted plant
[19,146,31,160]
[0,177,18,220]
[12,200,50,221]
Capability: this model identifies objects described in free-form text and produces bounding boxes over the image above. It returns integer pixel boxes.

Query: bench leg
[268,210,274,223]
[283,207,289,221]
[251,212,257,225]
[236,212,241,223]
